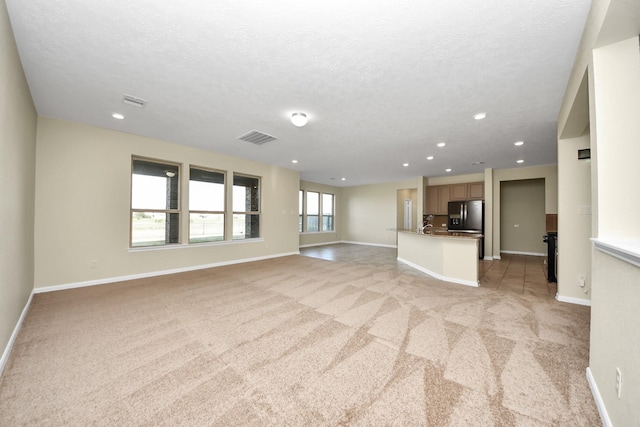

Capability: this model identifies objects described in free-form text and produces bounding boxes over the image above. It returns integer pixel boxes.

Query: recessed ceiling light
[341,177,346,181]
[426,156,434,160]
[517,159,524,164]
[291,160,298,164]
[437,142,446,148]
[112,113,125,120]
[514,141,524,146]
[445,168,452,172]
[403,163,409,167]
[290,112,308,127]
[474,112,487,120]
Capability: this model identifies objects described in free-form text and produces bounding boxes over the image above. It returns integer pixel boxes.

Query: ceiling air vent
[237,130,278,145]
[122,94,147,108]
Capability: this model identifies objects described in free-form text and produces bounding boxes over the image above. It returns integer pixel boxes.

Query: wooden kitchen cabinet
[425,185,450,214]
[449,182,484,200]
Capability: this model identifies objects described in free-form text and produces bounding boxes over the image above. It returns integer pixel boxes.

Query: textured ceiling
[6,0,591,186]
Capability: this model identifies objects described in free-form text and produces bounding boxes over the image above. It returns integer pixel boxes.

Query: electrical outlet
[616,367,622,398]
[578,274,586,288]
[90,259,98,268]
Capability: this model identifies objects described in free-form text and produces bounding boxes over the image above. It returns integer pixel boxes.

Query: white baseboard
[483,256,494,261]
[299,241,342,248]
[341,240,397,249]
[586,367,611,427]
[34,251,300,294]
[555,294,591,306]
[500,250,546,257]
[397,257,479,287]
[1,291,34,378]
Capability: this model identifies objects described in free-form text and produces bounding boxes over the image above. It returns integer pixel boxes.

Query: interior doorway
[500,178,546,255]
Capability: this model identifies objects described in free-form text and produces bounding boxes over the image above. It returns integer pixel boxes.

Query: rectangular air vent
[237,130,278,145]
[122,94,147,108]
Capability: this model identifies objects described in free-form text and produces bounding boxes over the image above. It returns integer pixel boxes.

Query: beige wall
[0,0,37,369]
[557,131,592,302]
[34,118,300,288]
[492,165,558,258]
[588,34,640,425]
[341,178,418,247]
[499,179,546,255]
[299,180,342,247]
[558,0,640,422]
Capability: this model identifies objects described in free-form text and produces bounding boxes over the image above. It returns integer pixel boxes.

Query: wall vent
[122,94,147,108]
[237,130,278,145]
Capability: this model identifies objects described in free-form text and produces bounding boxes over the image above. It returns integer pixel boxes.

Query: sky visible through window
[132,174,250,211]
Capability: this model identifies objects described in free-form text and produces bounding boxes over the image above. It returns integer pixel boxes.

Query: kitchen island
[396,229,481,286]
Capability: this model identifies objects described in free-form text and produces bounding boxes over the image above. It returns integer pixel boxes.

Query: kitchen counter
[395,229,480,286]
[396,229,483,239]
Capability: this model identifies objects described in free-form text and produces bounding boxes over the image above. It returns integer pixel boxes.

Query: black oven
[543,232,557,282]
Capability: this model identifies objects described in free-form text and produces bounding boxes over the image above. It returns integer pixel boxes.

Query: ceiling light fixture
[437,142,446,148]
[427,156,434,160]
[290,112,308,127]
[514,141,524,146]
[112,113,125,120]
[341,177,346,181]
[517,159,524,164]
[474,112,487,120]
[445,168,452,172]
[403,163,409,167]
[291,160,298,164]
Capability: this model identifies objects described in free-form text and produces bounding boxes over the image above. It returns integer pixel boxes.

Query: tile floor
[299,243,557,297]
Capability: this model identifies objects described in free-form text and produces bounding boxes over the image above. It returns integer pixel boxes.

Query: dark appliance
[543,232,557,282]
[448,200,484,258]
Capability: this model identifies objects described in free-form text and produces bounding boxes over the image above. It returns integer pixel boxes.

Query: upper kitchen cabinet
[450,182,484,200]
[425,185,451,215]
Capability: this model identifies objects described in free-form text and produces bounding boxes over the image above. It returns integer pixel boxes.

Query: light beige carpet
[0,255,600,425]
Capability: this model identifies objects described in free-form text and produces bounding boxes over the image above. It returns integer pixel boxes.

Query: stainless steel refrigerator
[448,200,484,258]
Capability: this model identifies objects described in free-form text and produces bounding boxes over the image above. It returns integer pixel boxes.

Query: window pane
[233,214,260,239]
[323,216,334,231]
[131,212,179,247]
[189,213,224,243]
[307,192,319,215]
[189,180,224,211]
[132,174,170,210]
[322,193,334,231]
[233,175,259,212]
[322,194,334,215]
[307,215,319,232]
[299,190,303,232]
[190,168,224,211]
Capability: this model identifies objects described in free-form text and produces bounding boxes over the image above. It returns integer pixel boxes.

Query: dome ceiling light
[291,112,308,127]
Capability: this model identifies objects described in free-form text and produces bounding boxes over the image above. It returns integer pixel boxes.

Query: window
[299,190,335,233]
[299,190,304,233]
[306,191,319,232]
[189,167,225,243]
[233,174,260,239]
[322,193,334,231]
[131,158,180,247]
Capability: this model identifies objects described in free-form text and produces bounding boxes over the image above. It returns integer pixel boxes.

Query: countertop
[394,228,483,239]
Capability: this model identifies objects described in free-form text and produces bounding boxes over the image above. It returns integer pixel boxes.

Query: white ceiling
[6,0,591,187]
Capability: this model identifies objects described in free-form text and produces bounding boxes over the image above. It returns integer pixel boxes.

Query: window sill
[592,237,640,269]
[129,238,265,252]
